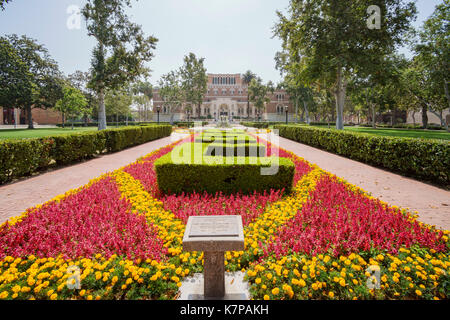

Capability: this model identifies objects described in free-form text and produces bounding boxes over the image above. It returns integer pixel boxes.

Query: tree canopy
[274,0,417,129]
[179,53,207,117]
[0,34,63,129]
[82,0,158,130]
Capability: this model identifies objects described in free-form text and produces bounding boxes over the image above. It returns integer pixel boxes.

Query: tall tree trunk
[421,104,428,129]
[98,88,107,131]
[334,67,346,130]
[411,111,416,126]
[27,105,34,129]
[62,113,65,128]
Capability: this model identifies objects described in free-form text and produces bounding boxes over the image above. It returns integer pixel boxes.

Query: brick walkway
[0,135,183,224]
[273,135,450,231]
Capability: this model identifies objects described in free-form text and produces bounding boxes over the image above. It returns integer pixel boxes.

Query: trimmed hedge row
[0,125,172,184]
[155,153,294,195]
[176,121,209,128]
[274,125,450,187]
[205,143,267,157]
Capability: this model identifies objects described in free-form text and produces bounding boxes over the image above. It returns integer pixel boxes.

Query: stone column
[204,251,225,298]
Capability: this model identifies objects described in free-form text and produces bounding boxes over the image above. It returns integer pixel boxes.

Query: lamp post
[285,106,289,124]
[156,106,161,124]
[187,109,191,125]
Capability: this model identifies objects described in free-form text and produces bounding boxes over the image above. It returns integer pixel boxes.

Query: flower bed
[0,131,448,300]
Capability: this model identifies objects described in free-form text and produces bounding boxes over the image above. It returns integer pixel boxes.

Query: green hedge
[274,125,450,187]
[205,143,267,157]
[240,122,271,129]
[176,121,209,128]
[0,125,172,184]
[155,153,294,195]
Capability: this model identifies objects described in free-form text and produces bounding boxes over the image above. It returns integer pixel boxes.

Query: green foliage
[55,85,89,121]
[155,153,295,195]
[179,52,208,116]
[0,125,172,184]
[82,0,158,130]
[248,77,274,114]
[274,0,417,129]
[155,129,295,195]
[274,125,450,187]
[0,0,11,10]
[205,143,267,157]
[0,34,63,129]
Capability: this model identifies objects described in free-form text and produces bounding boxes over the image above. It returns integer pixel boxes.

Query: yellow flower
[328,291,334,298]
[255,278,261,285]
[264,295,270,300]
[272,288,280,295]
[415,290,422,297]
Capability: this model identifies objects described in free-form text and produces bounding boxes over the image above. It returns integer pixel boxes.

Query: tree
[248,77,274,120]
[242,70,257,118]
[0,0,11,10]
[82,0,158,131]
[413,1,449,130]
[179,53,207,118]
[68,70,96,126]
[158,71,184,124]
[55,85,88,129]
[274,0,416,129]
[0,34,63,129]
[105,89,133,126]
[132,80,153,122]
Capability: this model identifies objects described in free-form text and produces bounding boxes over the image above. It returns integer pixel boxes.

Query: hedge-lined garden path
[0,134,184,224]
[265,134,450,231]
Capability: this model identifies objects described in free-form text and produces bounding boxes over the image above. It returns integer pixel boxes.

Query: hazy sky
[0,0,444,84]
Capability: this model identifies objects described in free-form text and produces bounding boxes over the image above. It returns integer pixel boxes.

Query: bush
[240,122,271,129]
[0,125,172,184]
[175,121,208,128]
[274,125,450,187]
[205,143,267,157]
[155,153,294,195]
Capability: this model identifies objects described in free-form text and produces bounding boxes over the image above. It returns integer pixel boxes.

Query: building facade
[1,107,62,126]
[152,73,294,122]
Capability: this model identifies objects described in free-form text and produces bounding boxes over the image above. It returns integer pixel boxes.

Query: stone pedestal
[204,251,225,297]
[182,216,245,299]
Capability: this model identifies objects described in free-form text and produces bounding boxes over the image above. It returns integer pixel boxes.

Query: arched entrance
[219,104,229,117]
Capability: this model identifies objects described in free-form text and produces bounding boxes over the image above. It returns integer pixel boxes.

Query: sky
[0,0,444,85]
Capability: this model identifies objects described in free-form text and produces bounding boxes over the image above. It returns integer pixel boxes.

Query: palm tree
[242,70,256,119]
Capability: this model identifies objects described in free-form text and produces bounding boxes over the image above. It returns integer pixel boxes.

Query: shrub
[155,153,294,195]
[205,143,267,157]
[0,125,172,185]
[274,125,450,186]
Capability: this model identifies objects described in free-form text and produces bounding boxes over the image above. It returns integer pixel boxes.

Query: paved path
[0,135,184,224]
[273,135,450,231]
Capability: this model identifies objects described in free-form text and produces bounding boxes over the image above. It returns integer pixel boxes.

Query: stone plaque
[189,216,239,238]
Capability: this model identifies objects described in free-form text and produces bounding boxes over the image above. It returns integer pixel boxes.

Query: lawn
[310,125,450,141]
[0,127,99,140]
